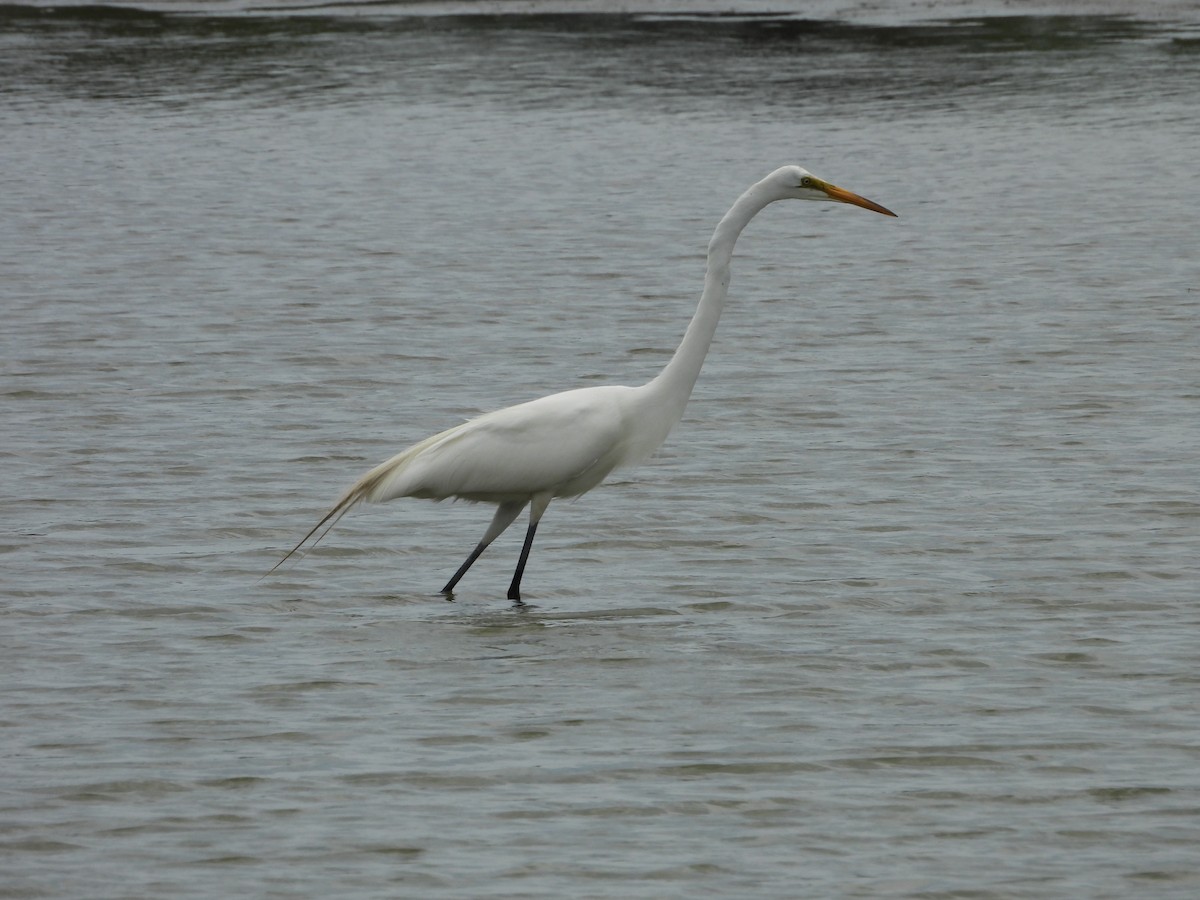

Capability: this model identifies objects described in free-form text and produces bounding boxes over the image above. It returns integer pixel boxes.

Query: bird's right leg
[506,494,552,603]
[441,500,526,595]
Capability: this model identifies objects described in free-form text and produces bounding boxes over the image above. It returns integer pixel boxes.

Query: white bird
[273,165,896,601]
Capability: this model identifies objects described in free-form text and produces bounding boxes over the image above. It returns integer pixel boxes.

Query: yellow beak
[818,181,898,217]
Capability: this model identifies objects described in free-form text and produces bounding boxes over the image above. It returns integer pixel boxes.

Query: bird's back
[359,384,645,506]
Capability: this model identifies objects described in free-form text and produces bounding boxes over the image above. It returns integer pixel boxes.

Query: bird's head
[769,165,897,217]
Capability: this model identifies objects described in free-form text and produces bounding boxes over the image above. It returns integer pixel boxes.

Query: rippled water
[3,4,1199,897]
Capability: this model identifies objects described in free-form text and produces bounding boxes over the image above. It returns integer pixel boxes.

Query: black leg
[507,520,539,602]
[440,501,524,596]
[441,541,488,595]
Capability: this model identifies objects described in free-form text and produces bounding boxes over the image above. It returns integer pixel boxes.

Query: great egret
[273,166,896,600]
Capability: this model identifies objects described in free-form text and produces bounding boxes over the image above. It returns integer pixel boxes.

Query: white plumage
[272,165,896,600]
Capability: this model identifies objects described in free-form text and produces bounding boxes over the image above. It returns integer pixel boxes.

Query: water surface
[3,5,1199,897]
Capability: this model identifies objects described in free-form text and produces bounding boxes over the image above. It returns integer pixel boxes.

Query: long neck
[644,180,776,417]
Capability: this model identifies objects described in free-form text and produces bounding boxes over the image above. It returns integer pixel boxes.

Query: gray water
[3,4,1200,897]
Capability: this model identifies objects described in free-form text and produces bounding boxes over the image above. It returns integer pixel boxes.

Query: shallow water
[3,4,1200,897]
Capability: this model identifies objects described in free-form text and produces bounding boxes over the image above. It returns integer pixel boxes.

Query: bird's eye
[800,177,814,188]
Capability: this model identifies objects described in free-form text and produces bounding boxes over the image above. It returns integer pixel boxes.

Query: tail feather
[264,483,364,577]
[265,427,455,577]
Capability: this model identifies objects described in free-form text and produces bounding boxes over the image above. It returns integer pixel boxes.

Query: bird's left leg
[507,494,552,602]
[441,500,525,595]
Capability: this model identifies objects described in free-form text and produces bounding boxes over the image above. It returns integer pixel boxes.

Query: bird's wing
[365,384,638,504]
